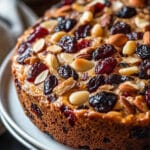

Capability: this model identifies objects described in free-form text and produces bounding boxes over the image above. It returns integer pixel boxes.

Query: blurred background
[0,0,59,149]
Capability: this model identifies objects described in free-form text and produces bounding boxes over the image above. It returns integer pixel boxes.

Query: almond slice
[135,17,150,29]
[71,58,94,72]
[34,70,49,85]
[47,45,62,54]
[33,38,45,53]
[40,20,57,31]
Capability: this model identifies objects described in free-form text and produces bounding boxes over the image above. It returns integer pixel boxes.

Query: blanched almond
[122,41,136,55]
[143,31,150,45]
[135,17,150,29]
[80,11,93,24]
[122,57,141,64]
[108,34,128,47]
[34,70,49,85]
[69,91,89,105]
[91,24,103,37]
[47,45,62,54]
[45,54,59,70]
[33,38,45,53]
[119,66,139,76]
[51,31,66,43]
[71,58,94,72]
[58,53,74,64]
[40,20,57,31]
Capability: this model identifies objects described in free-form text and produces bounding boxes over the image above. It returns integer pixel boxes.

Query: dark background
[0,0,58,149]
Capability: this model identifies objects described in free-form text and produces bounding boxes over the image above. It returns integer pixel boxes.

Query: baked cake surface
[12,0,150,149]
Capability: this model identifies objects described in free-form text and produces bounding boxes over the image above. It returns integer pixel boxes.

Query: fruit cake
[12,0,150,149]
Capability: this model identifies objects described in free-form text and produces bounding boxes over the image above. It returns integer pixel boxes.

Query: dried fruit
[27,62,48,82]
[89,91,117,113]
[77,39,91,50]
[110,22,131,35]
[74,24,91,40]
[116,6,137,18]
[136,44,150,59]
[31,103,42,118]
[145,89,150,109]
[44,75,58,95]
[139,59,150,79]
[93,3,105,14]
[92,44,116,60]
[55,17,77,32]
[127,32,143,40]
[57,65,78,80]
[27,26,49,43]
[95,57,117,74]
[61,0,75,6]
[106,74,132,85]
[17,44,31,64]
[58,35,77,53]
[87,75,105,92]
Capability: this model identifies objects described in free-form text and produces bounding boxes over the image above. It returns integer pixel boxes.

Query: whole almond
[108,34,128,47]
[71,58,94,72]
[143,31,150,45]
[69,91,89,105]
[129,0,145,7]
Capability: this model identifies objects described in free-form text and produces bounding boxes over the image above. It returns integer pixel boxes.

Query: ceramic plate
[0,51,76,150]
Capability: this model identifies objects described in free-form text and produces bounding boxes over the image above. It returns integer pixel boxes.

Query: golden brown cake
[12,0,150,149]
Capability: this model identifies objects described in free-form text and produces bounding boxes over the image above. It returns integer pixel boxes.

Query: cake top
[12,0,150,125]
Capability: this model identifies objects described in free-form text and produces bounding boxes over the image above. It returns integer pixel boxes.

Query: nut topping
[33,38,45,53]
[69,91,89,105]
[34,69,49,85]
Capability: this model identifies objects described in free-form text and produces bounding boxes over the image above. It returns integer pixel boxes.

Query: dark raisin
[145,89,150,109]
[27,62,48,82]
[14,78,21,91]
[87,75,105,92]
[74,24,91,40]
[106,74,132,85]
[58,35,77,53]
[55,18,77,32]
[60,105,76,126]
[103,137,111,143]
[116,6,137,18]
[17,47,31,64]
[95,57,117,74]
[110,22,131,35]
[17,42,31,54]
[127,32,143,40]
[62,127,68,134]
[92,44,116,60]
[44,75,58,95]
[61,0,75,5]
[136,44,150,59]
[117,62,129,68]
[93,3,105,14]
[139,59,150,79]
[47,94,57,102]
[31,103,42,118]
[27,26,49,43]
[130,127,150,139]
[104,0,111,7]
[77,39,91,50]
[57,65,78,80]
[89,91,117,113]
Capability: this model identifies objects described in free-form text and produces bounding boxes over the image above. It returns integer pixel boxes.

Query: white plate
[0,51,76,150]
[0,114,37,150]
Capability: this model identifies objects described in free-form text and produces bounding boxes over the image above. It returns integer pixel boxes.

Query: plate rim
[0,113,37,150]
[0,51,54,150]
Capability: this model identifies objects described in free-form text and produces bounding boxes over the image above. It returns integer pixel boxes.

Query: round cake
[12,0,150,149]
